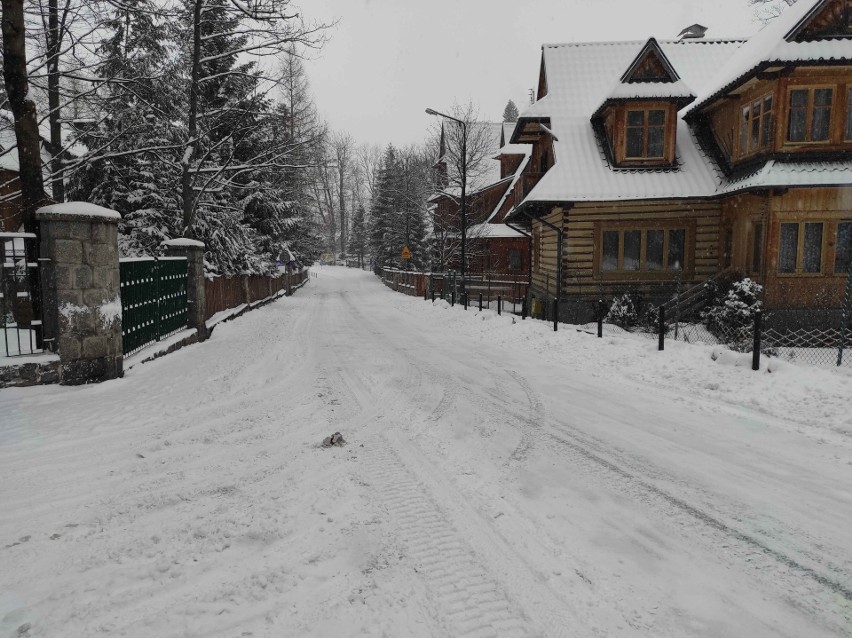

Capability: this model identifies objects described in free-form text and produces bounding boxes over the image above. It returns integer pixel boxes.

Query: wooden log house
[428,122,531,276]
[505,0,852,324]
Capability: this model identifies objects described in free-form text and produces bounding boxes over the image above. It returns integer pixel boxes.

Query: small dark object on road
[322,432,346,447]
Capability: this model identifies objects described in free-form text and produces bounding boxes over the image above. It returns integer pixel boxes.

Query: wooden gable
[789,0,852,41]
[621,38,680,84]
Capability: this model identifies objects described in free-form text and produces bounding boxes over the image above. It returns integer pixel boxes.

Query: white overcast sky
[297,0,766,147]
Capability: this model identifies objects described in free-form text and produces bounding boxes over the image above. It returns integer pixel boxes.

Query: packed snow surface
[2,266,851,637]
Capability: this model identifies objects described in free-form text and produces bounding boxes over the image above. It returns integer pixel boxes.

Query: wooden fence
[205,269,308,320]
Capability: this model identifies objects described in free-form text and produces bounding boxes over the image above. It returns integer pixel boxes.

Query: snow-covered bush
[606,293,639,329]
[702,277,763,345]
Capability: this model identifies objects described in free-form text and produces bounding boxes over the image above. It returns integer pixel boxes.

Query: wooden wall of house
[722,186,852,309]
[531,208,562,297]
[469,237,528,275]
[703,66,852,168]
[562,199,721,296]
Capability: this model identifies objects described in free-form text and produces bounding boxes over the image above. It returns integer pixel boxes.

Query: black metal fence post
[497,295,502,316]
[837,266,851,366]
[522,297,527,320]
[451,291,455,307]
[553,298,558,332]
[658,305,665,351]
[431,289,435,302]
[463,292,468,310]
[752,310,763,371]
[597,300,604,338]
[479,293,482,311]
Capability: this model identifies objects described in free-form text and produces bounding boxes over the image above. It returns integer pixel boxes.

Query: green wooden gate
[119,257,188,355]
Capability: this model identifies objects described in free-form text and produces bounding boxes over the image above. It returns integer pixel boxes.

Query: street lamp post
[426,107,467,302]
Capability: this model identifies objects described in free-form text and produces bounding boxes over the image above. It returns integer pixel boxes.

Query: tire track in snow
[542,424,852,635]
[358,439,543,638]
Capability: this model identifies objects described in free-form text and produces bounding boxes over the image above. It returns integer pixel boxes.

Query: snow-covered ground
[2,266,851,637]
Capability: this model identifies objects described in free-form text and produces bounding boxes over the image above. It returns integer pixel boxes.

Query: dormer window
[739,94,773,156]
[787,87,833,143]
[626,108,666,158]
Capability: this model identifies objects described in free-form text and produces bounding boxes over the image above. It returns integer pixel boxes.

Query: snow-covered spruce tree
[349,205,367,267]
[178,0,330,273]
[606,293,639,329]
[702,277,763,344]
[502,99,519,122]
[369,145,401,266]
[67,1,184,257]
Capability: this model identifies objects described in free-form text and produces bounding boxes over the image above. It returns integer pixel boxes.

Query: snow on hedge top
[162,238,205,248]
[37,202,120,220]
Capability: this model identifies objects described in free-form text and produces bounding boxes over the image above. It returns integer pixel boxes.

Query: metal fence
[119,256,188,355]
[1,232,43,357]
[591,275,852,370]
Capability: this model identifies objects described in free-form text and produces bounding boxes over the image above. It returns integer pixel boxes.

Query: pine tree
[502,99,519,122]
[350,205,367,267]
[67,1,184,257]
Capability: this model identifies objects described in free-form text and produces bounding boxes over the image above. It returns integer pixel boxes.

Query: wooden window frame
[776,220,827,276]
[594,221,695,280]
[845,87,852,141]
[624,108,666,160]
[738,92,774,157]
[612,102,676,167]
[833,220,852,275]
[784,84,836,145]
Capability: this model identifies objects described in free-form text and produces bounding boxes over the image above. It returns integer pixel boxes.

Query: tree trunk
[47,0,65,201]
[2,0,48,232]
[182,0,203,235]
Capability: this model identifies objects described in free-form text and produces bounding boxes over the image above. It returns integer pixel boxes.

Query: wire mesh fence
[589,274,852,370]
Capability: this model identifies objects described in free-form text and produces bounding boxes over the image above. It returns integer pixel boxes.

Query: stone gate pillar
[36,202,122,384]
[161,239,209,341]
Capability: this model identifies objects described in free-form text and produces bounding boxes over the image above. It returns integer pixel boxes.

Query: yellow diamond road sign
[401,246,412,260]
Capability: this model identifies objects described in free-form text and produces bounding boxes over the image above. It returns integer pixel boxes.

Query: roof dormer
[591,38,695,168]
[787,0,852,41]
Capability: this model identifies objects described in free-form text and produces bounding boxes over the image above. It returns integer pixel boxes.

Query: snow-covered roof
[467,222,525,239]
[603,79,695,102]
[497,122,530,157]
[687,0,851,116]
[518,38,744,203]
[717,160,852,194]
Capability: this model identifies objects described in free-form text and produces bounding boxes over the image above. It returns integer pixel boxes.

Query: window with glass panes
[835,221,852,274]
[778,221,824,274]
[625,109,666,158]
[787,87,833,143]
[600,227,685,273]
[739,94,773,155]
[846,88,852,141]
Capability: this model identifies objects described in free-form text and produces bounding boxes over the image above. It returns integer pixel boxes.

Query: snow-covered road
[2,266,851,637]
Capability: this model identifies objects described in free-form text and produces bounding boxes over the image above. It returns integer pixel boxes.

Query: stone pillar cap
[36,202,120,222]
[162,238,205,249]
